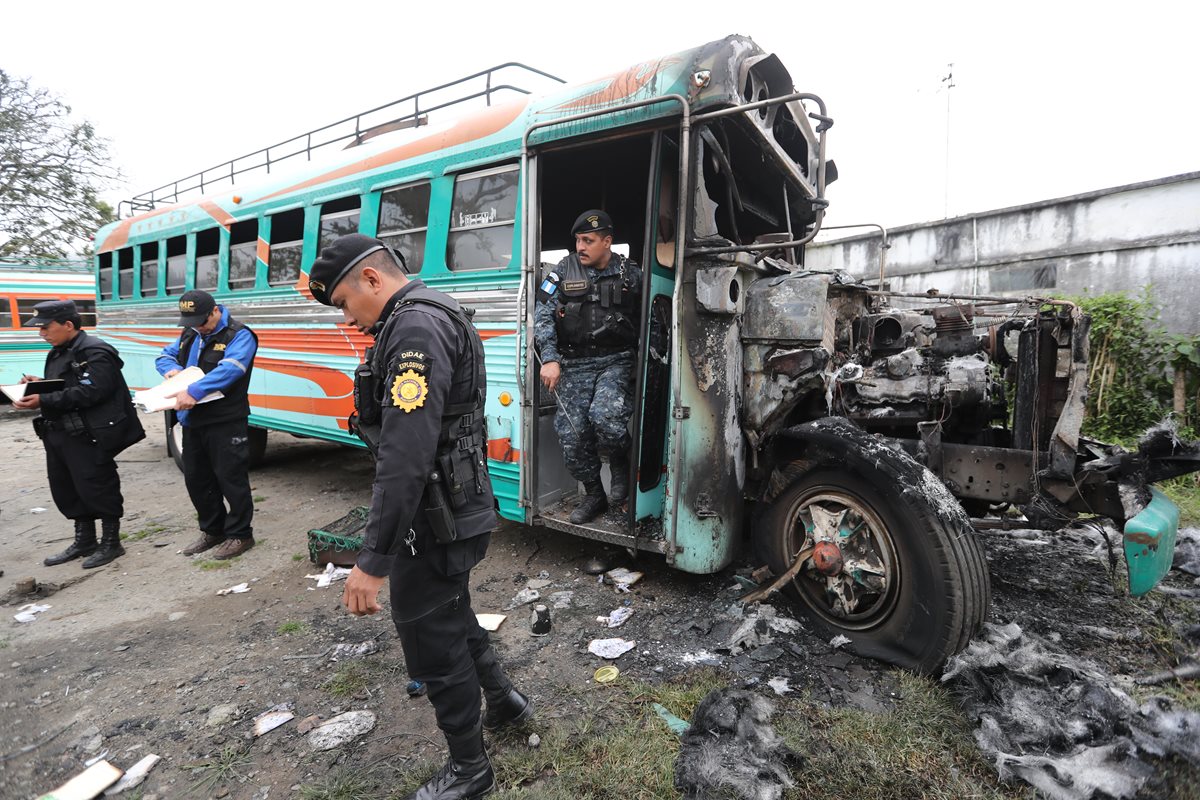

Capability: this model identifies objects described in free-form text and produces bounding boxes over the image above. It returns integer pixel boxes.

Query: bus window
[229,219,258,291]
[98,252,113,299]
[117,248,134,299]
[378,183,430,274]
[195,228,220,292]
[268,209,304,287]
[76,299,97,328]
[318,196,361,252]
[0,298,11,328]
[166,236,187,296]
[140,242,159,298]
[17,298,42,326]
[447,165,518,271]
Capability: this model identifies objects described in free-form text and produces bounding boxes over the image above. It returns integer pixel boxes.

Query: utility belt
[558,342,629,360]
[422,404,487,545]
[33,412,88,438]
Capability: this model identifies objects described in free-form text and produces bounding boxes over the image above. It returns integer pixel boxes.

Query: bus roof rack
[118,63,565,218]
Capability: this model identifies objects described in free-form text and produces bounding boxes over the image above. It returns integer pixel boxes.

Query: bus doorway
[525,129,676,554]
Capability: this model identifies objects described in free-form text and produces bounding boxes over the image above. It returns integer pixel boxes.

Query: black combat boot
[483,687,534,731]
[82,518,125,569]
[569,480,608,524]
[608,449,630,505]
[404,723,494,800]
[44,519,98,566]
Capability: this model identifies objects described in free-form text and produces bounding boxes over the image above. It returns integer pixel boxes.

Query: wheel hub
[812,540,844,575]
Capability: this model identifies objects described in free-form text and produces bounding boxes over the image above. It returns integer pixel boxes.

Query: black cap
[309,234,396,306]
[571,209,613,236]
[177,289,217,327]
[25,299,79,327]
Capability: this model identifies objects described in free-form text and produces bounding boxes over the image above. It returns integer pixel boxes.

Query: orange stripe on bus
[253,100,528,205]
[487,438,520,463]
[198,200,235,230]
[256,238,270,264]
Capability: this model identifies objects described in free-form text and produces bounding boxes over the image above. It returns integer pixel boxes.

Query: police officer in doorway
[156,290,259,560]
[14,300,145,568]
[534,210,642,523]
[308,234,531,800]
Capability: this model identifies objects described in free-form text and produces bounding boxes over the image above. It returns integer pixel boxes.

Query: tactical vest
[353,286,492,544]
[40,332,146,456]
[552,253,640,358]
[175,317,258,427]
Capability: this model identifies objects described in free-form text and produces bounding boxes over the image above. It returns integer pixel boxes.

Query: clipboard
[1,379,65,402]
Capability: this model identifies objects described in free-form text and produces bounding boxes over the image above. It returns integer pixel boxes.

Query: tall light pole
[942,63,955,218]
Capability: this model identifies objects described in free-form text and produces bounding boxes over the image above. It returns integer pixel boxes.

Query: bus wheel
[165,411,185,473]
[163,412,268,471]
[754,466,989,675]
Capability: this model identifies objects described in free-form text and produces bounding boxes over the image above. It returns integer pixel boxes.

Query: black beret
[309,234,390,306]
[571,209,613,236]
[25,299,79,327]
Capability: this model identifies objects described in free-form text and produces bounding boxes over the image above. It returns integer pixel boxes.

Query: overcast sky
[5,0,1197,235]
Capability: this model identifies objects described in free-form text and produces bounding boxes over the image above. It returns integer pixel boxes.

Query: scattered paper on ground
[588,637,636,659]
[15,603,51,623]
[305,563,352,588]
[604,567,643,592]
[329,640,380,660]
[216,582,249,596]
[597,607,634,628]
[503,587,539,610]
[36,759,122,800]
[829,634,851,649]
[103,753,161,794]
[306,710,377,751]
[253,703,296,737]
[476,613,506,631]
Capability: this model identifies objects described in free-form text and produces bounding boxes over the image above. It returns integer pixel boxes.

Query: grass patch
[293,553,306,562]
[120,523,167,542]
[321,662,374,699]
[253,495,267,503]
[277,621,308,635]
[0,639,8,650]
[305,669,1022,799]
[195,559,232,571]
[181,745,253,796]
[299,769,379,800]
[1160,474,1200,527]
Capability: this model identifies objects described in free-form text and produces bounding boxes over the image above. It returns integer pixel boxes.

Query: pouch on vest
[424,471,458,544]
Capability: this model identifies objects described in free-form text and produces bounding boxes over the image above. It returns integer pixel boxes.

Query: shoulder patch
[392,349,430,376]
[214,343,227,351]
[391,370,428,412]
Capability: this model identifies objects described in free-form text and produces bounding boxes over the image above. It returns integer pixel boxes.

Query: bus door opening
[530,132,654,530]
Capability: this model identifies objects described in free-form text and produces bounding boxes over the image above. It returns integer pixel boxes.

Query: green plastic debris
[653,702,689,736]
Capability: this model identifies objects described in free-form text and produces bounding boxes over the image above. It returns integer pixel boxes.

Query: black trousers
[391,531,509,737]
[182,419,254,539]
[44,429,123,520]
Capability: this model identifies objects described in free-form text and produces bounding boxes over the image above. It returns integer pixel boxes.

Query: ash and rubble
[942,622,1200,800]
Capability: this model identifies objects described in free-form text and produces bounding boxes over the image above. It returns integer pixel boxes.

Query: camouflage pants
[553,352,634,483]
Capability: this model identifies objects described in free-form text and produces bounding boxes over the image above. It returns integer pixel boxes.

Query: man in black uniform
[14,300,145,568]
[308,234,530,800]
[155,290,259,560]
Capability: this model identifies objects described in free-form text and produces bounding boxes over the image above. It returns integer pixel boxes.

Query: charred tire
[755,444,990,674]
[164,411,268,472]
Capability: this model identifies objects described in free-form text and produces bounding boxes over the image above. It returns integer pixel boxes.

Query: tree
[0,70,117,260]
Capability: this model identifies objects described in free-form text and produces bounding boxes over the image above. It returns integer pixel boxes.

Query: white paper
[15,603,51,623]
[597,607,634,628]
[476,613,507,631]
[1,383,27,402]
[305,563,352,588]
[132,366,223,413]
[103,753,161,794]
[216,582,250,596]
[588,637,636,659]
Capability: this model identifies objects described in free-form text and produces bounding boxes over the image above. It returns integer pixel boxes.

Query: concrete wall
[806,172,1200,334]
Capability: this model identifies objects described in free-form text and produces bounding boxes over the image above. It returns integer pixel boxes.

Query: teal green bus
[93,35,1194,673]
[0,260,96,388]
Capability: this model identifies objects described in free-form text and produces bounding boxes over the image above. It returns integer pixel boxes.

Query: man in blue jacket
[156,290,259,560]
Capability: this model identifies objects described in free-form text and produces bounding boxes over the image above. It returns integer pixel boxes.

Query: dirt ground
[1,406,1197,799]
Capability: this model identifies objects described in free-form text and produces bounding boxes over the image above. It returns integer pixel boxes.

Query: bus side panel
[481,329,522,522]
[666,260,746,574]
